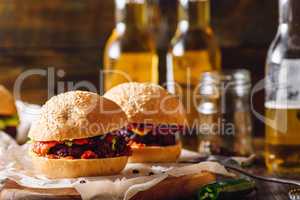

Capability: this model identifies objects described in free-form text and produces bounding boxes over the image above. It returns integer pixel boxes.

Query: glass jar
[221,69,253,156]
[196,70,253,156]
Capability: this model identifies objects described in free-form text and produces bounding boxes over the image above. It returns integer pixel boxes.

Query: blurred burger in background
[0,85,19,139]
[105,82,187,163]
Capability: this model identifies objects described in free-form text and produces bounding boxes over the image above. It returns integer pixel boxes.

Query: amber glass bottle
[103,0,159,91]
[167,0,221,150]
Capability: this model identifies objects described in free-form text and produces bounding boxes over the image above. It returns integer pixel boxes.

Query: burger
[0,85,19,139]
[104,82,187,163]
[28,91,131,178]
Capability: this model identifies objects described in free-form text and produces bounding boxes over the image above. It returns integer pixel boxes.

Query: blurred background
[0,0,277,136]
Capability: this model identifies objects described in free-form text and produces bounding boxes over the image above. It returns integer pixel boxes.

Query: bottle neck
[186,0,210,30]
[116,2,147,31]
[279,0,288,24]
[279,0,300,37]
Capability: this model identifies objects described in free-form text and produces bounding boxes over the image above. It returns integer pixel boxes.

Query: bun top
[104,82,186,126]
[29,91,127,141]
[0,85,17,116]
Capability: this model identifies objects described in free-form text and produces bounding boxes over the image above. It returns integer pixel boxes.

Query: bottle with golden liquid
[103,0,158,92]
[167,0,221,150]
[265,0,300,173]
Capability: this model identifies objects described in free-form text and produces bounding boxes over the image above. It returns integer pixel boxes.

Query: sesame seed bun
[104,83,187,163]
[31,152,128,178]
[0,85,17,116]
[104,82,187,126]
[29,91,127,141]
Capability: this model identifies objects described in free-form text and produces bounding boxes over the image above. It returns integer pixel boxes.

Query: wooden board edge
[1,172,216,200]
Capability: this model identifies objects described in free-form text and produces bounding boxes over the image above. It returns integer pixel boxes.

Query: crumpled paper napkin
[0,101,235,200]
[0,133,234,200]
[75,161,234,200]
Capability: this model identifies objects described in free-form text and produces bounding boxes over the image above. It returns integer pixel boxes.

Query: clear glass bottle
[222,70,253,156]
[197,70,253,156]
[197,72,221,155]
[265,0,300,173]
[103,0,159,92]
[167,0,221,151]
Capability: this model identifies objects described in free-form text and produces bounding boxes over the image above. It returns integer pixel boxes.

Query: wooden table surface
[0,138,296,200]
[245,139,298,200]
[256,181,292,200]
[0,173,217,200]
[0,164,297,200]
[245,167,294,200]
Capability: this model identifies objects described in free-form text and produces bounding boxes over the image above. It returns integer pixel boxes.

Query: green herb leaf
[0,120,5,129]
[112,138,117,151]
[65,141,73,147]
[5,115,20,127]
[27,139,33,144]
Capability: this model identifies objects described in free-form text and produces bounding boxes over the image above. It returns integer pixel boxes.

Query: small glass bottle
[103,0,159,92]
[196,70,253,156]
[196,72,221,155]
[221,70,253,156]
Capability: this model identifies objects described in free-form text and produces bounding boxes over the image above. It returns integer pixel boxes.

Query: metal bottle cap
[223,69,251,96]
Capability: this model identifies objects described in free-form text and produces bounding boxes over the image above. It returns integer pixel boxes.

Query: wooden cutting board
[0,172,215,200]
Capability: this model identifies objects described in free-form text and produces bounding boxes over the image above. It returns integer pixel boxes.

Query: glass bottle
[222,70,253,156]
[103,0,159,92]
[265,0,300,173]
[197,70,253,156]
[196,72,221,155]
[167,0,221,150]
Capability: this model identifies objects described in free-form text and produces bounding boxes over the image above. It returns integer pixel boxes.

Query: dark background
[0,0,279,136]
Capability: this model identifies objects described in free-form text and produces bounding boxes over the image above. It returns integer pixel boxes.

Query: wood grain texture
[0,0,277,127]
[0,180,80,200]
[0,172,216,200]
[1,171,294,200]
[255,181,291,200]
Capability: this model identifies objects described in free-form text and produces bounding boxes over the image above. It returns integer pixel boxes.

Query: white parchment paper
[0,135,234,200]
[0,101,235,200]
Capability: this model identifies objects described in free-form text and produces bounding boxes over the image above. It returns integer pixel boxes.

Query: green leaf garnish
[0,114,19,130]
[112,138,117,151]
[5,115,20,127]
[65,141,73,147]
[0,120,5,129]
[27,139,34,144]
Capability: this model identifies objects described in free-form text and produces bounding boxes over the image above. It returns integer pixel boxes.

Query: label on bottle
[265,60,300,141]
[265,59,300,109]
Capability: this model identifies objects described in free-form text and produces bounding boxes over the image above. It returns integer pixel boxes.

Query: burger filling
[127,123,184,147]
[0,115,19,139]
[32,130,131,159]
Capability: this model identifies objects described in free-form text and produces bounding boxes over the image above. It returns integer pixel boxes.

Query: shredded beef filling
[32,131,131,159]
[127,131,176,146]
[127,124,184,147]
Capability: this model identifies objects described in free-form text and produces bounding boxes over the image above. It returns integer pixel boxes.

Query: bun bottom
[31,153,128,178]
[129,142,181,163]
